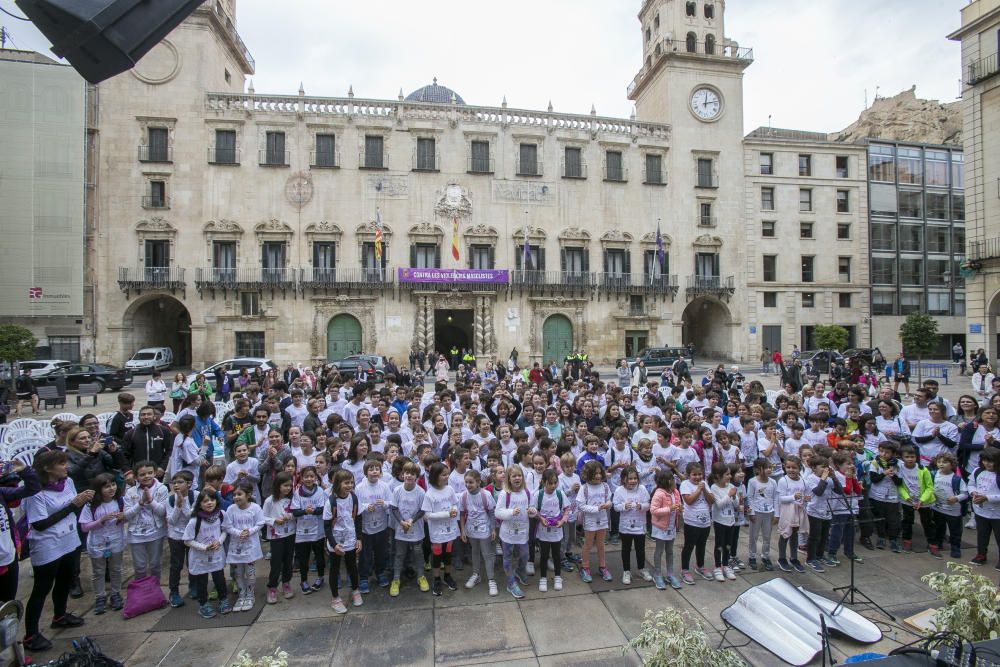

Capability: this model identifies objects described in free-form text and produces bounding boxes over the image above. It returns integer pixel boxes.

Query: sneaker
[600,567,613,582]
[681,570,696,585]
[389,580,400,597]
[891,540,903,554]
[776,558,792,572]
[848,553,864,564]
[950,548,962,559]
[311,578,324,592]
[929,545,943,559]
[580,568,593,583]
[507,583,525,599]
[761,558,774,572]
[698,568,715,581]
[861,537,875,551]
[50,613,84,628]
[807,560,826,573]
[488,580,498,596]
[747,557,758,571]
[622,571,632,585]
[233,594,246,613]
[377,574,390,588]
[639,568,653,582]
[170,591,184,608]
[653,574,666,590]
[609,533,621,545]
[219,599,233,615]
[525,562,535,576]
[902,540,913,553]
[553,576,563,591]
[569,553,583,564]
[561,558,575,572]
[109,592,123,611]
[359,578,370,594]
[331,597,347,614]
[266,588,278,604]
[539,577,548,592]
[723,566,736,580]
[198,603,217,619]
[443,573,458,591]
[432,578,443,597]
[668,575,683,589]
[351,590,363,607]
[971,554,987,566]
[94,595,106,616]
[823,556,840,567]
[23,634,53,652]
[712,568,725,582]
[282,583,294,599]
[791,560,806,573]
[301,582,313,595]
[417,576,430,592]
[465,573,480,589]
[733,558,747,570]
[876,538,886,550]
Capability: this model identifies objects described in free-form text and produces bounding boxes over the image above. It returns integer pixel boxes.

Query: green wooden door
[327,314,362,361]
[542,315,573,364]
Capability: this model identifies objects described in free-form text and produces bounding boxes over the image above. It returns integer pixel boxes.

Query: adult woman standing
[616,359,631,387]
[435,354,450,383]
[170,372,189,413]
[23,450,94,651]
[187,374,213,401]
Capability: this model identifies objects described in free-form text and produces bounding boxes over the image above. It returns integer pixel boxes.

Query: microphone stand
[825,494,896,621]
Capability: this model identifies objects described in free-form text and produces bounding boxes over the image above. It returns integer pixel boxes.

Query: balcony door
[313,242,336,282]
[695,252,720,287]
[262,242,286,283]
[213,241,236,283]
[562,247,588,285]
[144,240,169,283]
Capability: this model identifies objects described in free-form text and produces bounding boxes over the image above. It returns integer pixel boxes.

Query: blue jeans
[827,513,855,557]
[501,541,528,587]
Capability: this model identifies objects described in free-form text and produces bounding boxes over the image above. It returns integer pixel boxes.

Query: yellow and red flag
[451,215,460,261]
[374,208,383,262]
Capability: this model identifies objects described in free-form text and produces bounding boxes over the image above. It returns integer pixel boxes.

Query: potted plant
[922,562,1000,641]
[625,608,746,666]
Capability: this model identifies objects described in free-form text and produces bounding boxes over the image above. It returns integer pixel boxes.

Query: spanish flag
[374,208,383,262]
[452,215,460,261]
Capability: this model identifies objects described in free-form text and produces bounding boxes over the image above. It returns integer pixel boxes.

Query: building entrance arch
[121,295,192,366]
[327,314,363,361]
[681,298,732,359]
[542,315,574,365]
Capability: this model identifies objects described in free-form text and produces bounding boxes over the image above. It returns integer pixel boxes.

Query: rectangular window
[313,242,336,275]
[470,140,491,173]
[801,255,814,282]
[955,291,966,316]
[564,147,584,178]
[926,259,951,286]
[898,190,922,218]
[363,135,385,169]
[899,224,923,252]
[240,292,260,317]
[563,247,588,283]
[605,249,627,274]
[835,155,849,178]
[644,249,667,280]
[926,149,949,186]
[361,242,388,272]
[838,256,851,282]
[147,127,169,162]
[801,293,815,308]
[897,147,922,185]
[699,202,714,226]
[869,183,898,217]
[213,242,236,283]
[697,158,715,187]
[761,221,776,237]
[761,187,775,211]
[836,190,850,213]
[261,242,286,283]
[413,243,439,269]
[470,244,493,270]
[235,332,265,358]
[798,154,812,177]
[148,180,166,208]
[870,223,895,250]
[873,290,896,315]
[799,188,813,212]
[837,223,851,240]
[48,336,81,362]
[953,227,966,257]
[264,131,286,166]
[516,244,544,271]
[927,291,951,315]
[518,143,539,176]
[952,193,965,221]
[314,134,337,167]
[900,291,922,314]
[899,258,923,286]
[763,292,777,308]
[416,137,437,170]
[952,153,964,189]
[213,129,237,164]
[759,152,773,175]
[871,257,897,285]
[868,144,895,183]
[927,226,951,254]
[695,252,720,279]
[839,293,852,308]
[605,151,625,181]
[762,255,777,282]
[644,153,664,184]
[926,192,948,220]
[800,222,813,239]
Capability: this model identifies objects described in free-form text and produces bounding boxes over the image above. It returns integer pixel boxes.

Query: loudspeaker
[14,0,203,83]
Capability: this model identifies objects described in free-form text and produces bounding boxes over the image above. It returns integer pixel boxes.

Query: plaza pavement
[15,360,987,666]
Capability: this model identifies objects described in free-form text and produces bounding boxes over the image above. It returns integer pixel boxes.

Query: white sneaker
[538,577,548,592]
[713,568,725,582]
[244,593,255,610]
[235,594,248,612]
[496,543,503,555]
[331,597,347,614]
[553,576,563,591]
[723,567,736,581]
[465,573,480,589]
[622,571,632,585]
[967,516,977,529]
[525,562,535,576]
[638,568,653,582]
[488,580,498,596]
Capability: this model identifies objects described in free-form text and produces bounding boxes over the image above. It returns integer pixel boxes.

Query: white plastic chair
[213,401,230,417]
[160,411,177,424]
[765,390,779,404]
[33,424,55,441]
[6,419,38,434]
[51,413,82,424]
[95,412,116,434]
[8,437,46,467]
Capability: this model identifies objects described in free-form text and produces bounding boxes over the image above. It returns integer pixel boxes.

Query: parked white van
[125,347,173,373]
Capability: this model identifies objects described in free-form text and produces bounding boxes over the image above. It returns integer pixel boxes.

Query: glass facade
[867,141,964,316]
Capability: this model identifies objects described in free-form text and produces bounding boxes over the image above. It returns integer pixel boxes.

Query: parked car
[197,358,277,383]
[125,347,173,373]
[843,347,883,367]
[51,363,133,392]
[798,349,845,375]
[16,360,72,377]
[329,355,384,382]
[625,347,690,373]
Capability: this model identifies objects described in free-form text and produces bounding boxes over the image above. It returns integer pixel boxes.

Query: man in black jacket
[108,392,135,447]
[122,405,173,475]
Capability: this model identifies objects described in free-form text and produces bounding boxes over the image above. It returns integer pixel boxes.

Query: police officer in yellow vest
[450,346,459,370]
[462,349,476,369]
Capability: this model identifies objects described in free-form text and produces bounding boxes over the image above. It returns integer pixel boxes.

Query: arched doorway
[681,298,732,359]
[327,314,362,361]
[122,296,192,367]
[542,315,574,365]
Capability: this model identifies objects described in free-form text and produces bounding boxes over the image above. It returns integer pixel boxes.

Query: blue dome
[405,78,466,105]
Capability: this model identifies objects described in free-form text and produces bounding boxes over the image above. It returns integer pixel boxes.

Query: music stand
[825,495,896,621]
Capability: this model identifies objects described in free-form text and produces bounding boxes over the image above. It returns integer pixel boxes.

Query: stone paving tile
[234,617,340,666]
[454,659,539,667]
[436,601,534,666]
[126,626,249,667]
[536,646,641,666]
[332,607,434,666]
[598,586,693,638]
[520,594,627,656]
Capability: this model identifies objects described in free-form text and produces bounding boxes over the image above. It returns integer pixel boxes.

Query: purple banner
[397,268,509,284]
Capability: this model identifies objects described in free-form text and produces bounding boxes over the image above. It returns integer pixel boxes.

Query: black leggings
[267,535,295,588]
[295,540,326,583]
[713,523,735,568]
[26,552,74,637]
[329,550,359,598]
[779,528,799,561]
[0,560,18,603]
[976,515,1000,557]
[681,524,710,570]
[620,533,646,571]
[192,570,226,606]
[807,516,831,561]
[869,499,902,540]
[538,541,562,577]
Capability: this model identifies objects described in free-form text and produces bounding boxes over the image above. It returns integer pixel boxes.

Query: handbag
[122,575,168,619]
[170,388,185,399]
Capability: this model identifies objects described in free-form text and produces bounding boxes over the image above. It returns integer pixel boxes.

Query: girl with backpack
[182,487,229,618]
[421,462,461,597]
[79,473,126,615]
[323,470,363,614]
[535,469,570,593]
[494,465,535,599]
[575,460,613,584]
[223,481,264,612]
[459,469,497,595]
[613,466,651,585]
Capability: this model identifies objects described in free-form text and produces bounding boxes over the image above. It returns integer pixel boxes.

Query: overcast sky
[2,0,965,133]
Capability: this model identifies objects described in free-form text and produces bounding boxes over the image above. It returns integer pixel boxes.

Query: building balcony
[359,151,389,170]
[467,156,495,174]
[412,153,440,172]
[300,267,393,290]
[968,237,1000,262]
[117,266,185,296]
[208,147,241,165]
[195,267,297,291]
[258,149,290,167]
[628,40,753,98]
[511,270,595,291]
[968,53,998,86]
[397,268,506,292]
[686,275,736,300]
[516,161,543,177]
[643,167,667,186]
[310,150,340,169]
[141,195,170,209]
[137,145,172,163]
[599,272,679,297]
[561,159,588,179]
[698,216,718,228]
[604,165,628,183]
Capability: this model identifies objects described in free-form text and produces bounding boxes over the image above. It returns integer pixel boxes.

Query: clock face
[690,87,722,121]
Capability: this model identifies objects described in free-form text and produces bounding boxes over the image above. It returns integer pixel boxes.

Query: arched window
[654,13,660,29]
[686,2,696,17]
[705,34,716,55]
[686,32,697,53]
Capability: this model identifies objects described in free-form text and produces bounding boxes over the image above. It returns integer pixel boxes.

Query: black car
[843,348,883,367]
[798,350,845,375]
[40,363,133,392]
[330,355,385,382]
[627,347,690,372]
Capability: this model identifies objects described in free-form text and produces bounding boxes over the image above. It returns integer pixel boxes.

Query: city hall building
[89,0,872,369]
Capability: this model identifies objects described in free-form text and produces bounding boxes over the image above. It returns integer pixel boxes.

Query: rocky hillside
[830,86,962,145]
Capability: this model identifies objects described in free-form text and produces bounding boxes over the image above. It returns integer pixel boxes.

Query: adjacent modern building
[0,49,89,360]
[950,0,1000,361]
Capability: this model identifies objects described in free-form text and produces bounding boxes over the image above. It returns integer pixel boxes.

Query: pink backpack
[122,575,167,619]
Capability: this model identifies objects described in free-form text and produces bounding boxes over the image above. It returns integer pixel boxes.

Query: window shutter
[332,242,337,268]
[582,250,590,273]
[603,249,609,273]
[538,248,546,271]
[410,244,417,267]
[515,245,522,271]
[624,251,631,275]
[488,246,494,269]
[434,245,441,268]
[560,248,567,272]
